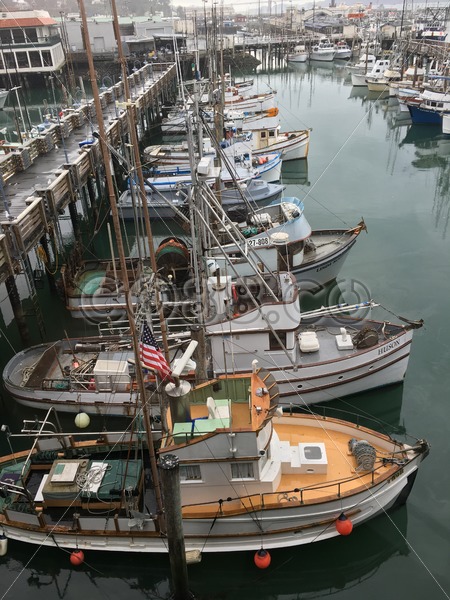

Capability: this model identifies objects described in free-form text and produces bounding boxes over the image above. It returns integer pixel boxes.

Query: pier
[0,61,177,341]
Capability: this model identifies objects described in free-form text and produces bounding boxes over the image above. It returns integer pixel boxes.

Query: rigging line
[301,92,379,205]
[376,510,450,600]
[0,324,16,353]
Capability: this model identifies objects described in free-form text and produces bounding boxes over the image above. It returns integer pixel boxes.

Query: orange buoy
[70,550,85,566]
[254,548,271,569]
[335,513,353,536]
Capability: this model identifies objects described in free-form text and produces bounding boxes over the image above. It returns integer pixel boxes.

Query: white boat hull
[211,328,414,405]
[0,466,418,552]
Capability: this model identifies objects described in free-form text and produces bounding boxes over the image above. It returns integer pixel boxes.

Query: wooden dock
[0,61,177,288]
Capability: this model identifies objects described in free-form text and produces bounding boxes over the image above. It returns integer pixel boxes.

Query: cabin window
[179,464,202,481]
[231,462,254,480]
[260,131,267,138]
[269,130,276,138]
[269,331,287,350]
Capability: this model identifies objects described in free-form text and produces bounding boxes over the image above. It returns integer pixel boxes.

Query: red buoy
[254,548,271,569]
[335,513,353,536]
[70,550,85,566]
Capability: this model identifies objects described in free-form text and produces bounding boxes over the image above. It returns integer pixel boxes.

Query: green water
[0,61,449,599]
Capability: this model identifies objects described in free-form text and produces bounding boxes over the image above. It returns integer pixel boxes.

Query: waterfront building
[0,10,65,88]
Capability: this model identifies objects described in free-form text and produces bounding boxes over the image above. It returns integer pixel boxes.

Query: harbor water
[0,60,449,599]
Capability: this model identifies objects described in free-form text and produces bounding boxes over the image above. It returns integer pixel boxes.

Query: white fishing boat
[334,40,352,60]
[310,38,335,62]
[287,45,308,63]
[3,270,422,413]
[203,195,364,279]
[366,68,401,93]
[351,59,390,87]
[0,369,429,555]
[117,177,285,220]
[145,126,310,165]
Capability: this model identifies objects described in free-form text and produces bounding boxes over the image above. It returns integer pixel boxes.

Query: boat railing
[182,471,380,515]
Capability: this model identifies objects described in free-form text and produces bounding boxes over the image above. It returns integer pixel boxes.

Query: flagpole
[78,0,164,523]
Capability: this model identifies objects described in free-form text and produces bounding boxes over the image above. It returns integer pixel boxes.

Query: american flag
[139,322,172,380]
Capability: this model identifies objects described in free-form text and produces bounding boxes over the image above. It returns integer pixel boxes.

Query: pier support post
[5,274,30,343]
[68,200,81,239]
[39,234,57,292]
[158,454,193,600]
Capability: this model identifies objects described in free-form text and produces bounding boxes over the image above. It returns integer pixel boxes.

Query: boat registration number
[247,237,270,247]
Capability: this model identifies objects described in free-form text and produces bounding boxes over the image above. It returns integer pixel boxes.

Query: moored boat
[3,271,423,414]
[0,367,429,554]
[310,38,335,62]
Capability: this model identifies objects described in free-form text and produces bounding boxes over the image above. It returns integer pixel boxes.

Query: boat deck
[180,417,402,518]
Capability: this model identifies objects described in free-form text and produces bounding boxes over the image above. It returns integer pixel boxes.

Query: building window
[231,462,254,479]
[12,29,25,44]
[179,464,202,481]
[24,28,38,43]
[4,53,15,70]
[16,52,29,69]
[42,51,52,67]
[29,52,42,68]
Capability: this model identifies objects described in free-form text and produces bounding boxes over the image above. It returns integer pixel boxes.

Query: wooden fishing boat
[3,271,422,414]
[0,366,429,555]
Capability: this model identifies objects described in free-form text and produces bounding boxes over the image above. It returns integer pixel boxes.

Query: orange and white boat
[0,363,429,555]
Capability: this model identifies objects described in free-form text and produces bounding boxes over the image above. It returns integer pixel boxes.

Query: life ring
[88,378,96,391]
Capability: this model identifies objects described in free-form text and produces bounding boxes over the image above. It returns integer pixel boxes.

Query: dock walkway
[0,62,177,286]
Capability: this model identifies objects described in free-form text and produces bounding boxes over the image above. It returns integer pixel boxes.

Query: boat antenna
[77,0,164,519]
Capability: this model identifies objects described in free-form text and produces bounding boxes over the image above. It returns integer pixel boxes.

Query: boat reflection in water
[3,508,409,599]
[280,157,310,185]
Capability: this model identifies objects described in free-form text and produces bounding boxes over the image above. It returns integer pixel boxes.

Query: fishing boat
[310,38,335,62]
[60,256,150,321]
[0,366,429,555]
[351,58,390,87]
[406,89,450,125]
[366,68,401,93]
[144,150,283,184]
[3,269,423,413]
[145,125,310,164]
[334,40,352,60]
[204,196,366,286]
[287,45,308,63]
[117,166,285,220]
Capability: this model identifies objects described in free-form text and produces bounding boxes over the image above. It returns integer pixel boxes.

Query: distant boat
[407,89,450,125]
[352,58,390,87]
[287,45,308,63]
[334,40,352,60]
[310,38,336,62]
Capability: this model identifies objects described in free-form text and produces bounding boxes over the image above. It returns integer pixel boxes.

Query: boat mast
[110,0,170,360]
[77,0,164,519]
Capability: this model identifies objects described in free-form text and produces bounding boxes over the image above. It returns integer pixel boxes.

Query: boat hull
[407,104,443,125]
[0,460,421,552]
[0,412,428,553]
[211,326,415,405]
